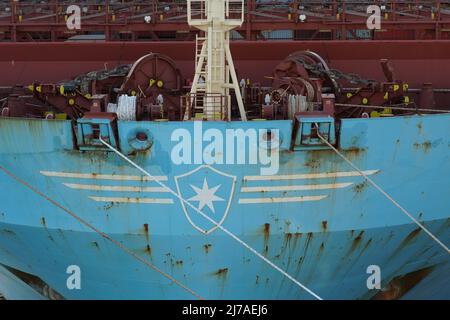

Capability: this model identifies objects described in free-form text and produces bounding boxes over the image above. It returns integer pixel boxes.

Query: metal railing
[187,0,244,25]
[2,1,449,24]
[0,1,188,24]
[1,1,450,41]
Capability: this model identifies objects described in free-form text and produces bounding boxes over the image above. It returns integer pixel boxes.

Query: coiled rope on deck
[117,95,137,121]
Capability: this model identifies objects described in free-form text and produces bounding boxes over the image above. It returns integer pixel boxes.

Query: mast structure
[186,0,247,121]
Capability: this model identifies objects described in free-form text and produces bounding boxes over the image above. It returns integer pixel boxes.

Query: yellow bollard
[370,111,380,118]
[55,113,68,120]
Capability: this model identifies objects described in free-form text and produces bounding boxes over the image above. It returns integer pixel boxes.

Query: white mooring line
[0,164,204,300]
[316,131,449,254]
[99,137,324,300]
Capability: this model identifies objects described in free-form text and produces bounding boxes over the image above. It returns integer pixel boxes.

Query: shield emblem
[174,165,236,234]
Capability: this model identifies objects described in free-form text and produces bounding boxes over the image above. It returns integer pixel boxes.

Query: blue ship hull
[0,114,449,300]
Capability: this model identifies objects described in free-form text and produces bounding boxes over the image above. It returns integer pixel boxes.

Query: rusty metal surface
[0,113,448,299]
[0,12,449,299]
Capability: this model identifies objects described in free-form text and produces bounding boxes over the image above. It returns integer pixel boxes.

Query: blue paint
[0,114,449,299]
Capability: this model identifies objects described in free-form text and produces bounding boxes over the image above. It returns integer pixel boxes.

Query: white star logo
[188,178,225,213]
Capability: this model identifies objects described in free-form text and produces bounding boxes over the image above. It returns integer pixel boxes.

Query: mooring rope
[99,137,324,300]
[0,164,204,300]
[116,95,137,121]
[316,132,450,254]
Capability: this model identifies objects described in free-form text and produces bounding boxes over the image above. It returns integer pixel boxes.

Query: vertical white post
[187,0,246,121]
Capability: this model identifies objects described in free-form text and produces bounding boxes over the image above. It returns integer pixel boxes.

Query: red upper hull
[1,41,450,89]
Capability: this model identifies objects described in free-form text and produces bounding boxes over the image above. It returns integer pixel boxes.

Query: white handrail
[187,0,244,25]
